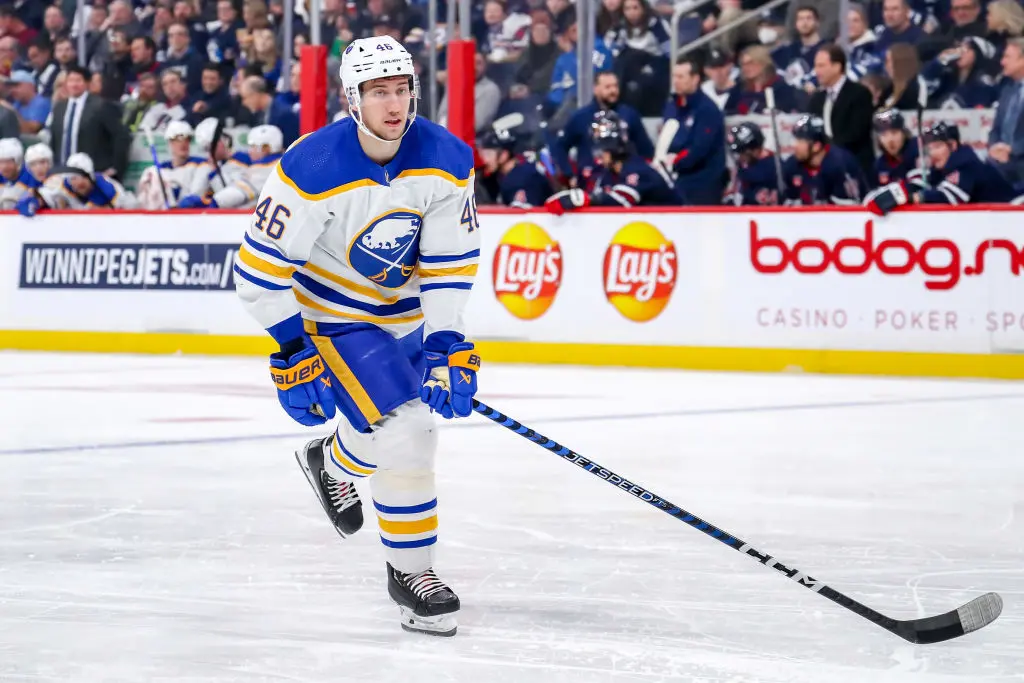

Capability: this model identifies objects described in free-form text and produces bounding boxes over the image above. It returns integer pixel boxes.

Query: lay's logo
[492,222,562,320]
[602,222,677,323]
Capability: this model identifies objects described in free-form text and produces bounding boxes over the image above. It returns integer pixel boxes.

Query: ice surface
[0,351,1021,682]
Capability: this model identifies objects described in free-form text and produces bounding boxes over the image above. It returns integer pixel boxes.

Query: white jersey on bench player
[136,121,207,209]
[208,124,283,209]
[185,117,250,202]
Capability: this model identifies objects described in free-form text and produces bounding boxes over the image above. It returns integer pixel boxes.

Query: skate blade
[294,449,350,541]
[398,606,458,637]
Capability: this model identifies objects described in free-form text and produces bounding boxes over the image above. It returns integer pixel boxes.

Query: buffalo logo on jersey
[492,222,562,320]
[348,210,423,288]
[603,222,677,323]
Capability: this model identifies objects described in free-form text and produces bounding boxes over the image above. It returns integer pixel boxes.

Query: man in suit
[809,44,875,177]
[47,65,131,179]
[988,38,1024,186]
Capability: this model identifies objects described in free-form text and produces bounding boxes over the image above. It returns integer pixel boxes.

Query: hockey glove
[420,333,480,419]
[16,193,41,217]
[864,181,910,216]
[544,188,590,216]
[269,338,337,426]
[177,194,213,209]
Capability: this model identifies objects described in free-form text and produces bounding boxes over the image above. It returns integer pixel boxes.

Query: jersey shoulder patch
[277,117,382,198]
[392,118,474,186]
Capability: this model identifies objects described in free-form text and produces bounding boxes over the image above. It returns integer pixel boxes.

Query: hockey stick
[142,125,171,210]
[471,399,1003,644]
[653,118,679,187]
[764,87,787,201]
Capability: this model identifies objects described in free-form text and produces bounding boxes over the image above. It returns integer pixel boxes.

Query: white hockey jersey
[0,168,40,209]
[36,173,138,210]
[188,152,250,200]
[211,152,282,209]
[234,117,479,346]
[136,156,207,209]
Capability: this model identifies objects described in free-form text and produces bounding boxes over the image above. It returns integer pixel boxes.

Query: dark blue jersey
[920,145,1019,205]
[772,39,826,88]
[873,141,920,187]
[783,145,867,206]
[499,160,553,208]
[591,155,682,207]
[728,153,782,206]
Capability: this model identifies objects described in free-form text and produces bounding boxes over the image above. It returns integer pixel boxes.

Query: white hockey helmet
[25,143,53,166]
[66,152,95,179]
[247,124,283,154]
[339,35,418,141]
[164,120,194,141]
[195,117,230,151]
[0,137,24,165]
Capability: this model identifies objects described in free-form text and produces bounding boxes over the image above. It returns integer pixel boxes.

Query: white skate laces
[404,568,449,598]
[323,473,360,513]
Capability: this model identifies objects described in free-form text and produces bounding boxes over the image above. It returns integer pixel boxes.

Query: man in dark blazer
[809,44,875,178]
[47,65,131,179]
[988,39,1024,186]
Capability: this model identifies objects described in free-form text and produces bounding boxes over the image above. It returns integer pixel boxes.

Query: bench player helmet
[872,108,905,133]
[339,35,419,141]
[922,121,960,145]
[592,110,629,158]
[24,143,53,166]
[164,120,194,141]
[0,137,24,166]
[195,117,232,152]
[791,115,829,145]
[728,121,764,155]
[248,124,284,154]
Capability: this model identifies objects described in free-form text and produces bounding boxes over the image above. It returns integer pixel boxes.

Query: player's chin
[377,119,406,140]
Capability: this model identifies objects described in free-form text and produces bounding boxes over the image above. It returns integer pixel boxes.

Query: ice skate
[387,563,460,637]
[295,436,364,538]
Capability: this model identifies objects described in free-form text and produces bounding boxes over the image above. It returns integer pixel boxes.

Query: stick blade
[897,592,1003,644]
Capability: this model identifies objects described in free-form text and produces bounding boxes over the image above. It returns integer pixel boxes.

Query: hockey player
[16,153,137,216]
[233,36,479,637]
[184,117,250,204]
[724,121,782,206]
[544,111,681,213]
[180,124,282,209]
[782,115,867,206]
[871,109,919,188]
[0,138,41,208]
[24,144,53,185]
[865,121,1020,215]
[136,121,206,209]
[476,125,552,208]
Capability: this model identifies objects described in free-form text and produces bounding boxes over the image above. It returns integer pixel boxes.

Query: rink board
[1,206,1023,379]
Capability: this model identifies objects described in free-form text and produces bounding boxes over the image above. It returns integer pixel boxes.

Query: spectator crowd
[1,0,1023,215]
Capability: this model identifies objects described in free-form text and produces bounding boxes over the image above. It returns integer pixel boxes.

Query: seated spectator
[783,115,867,205]
[701,47,736,110]
[329,14,355,59]
[476,123,553,208]
[514,13,560,97]
[130,36,163,90]
[0,6,38,49]
[659,56,726,205]
[17,152,138,217]
[547,0,576,34]
[985,0,1024,58]
[918,0,987,62]
[123,72,161,132]
[772,5,826,89]
[988,38,1024,185]
[207,0,245,69]
[724,45,805,115]
[24,143,53,185]
[245,27,283,90]
[724,121,783,206]
[866,121,1018,214]
[54,37,78,75]
[845,4,883,81]
[482,0,532,63]
[605,0,671,59]
[809,44,875,175]
[275,61,301,116]
[187,63,234,125]
[880,43,928,109]
[239,74,300,146]
[42,5,70,46]
[5,70,50,134]
[597,0,624,37]
[107,0,144,40]
[875,0,924,56]
[27,38,60,98]
[544,111,681,213]
[140,68,190,130]
[923,36,999,108]
[871,109,920,188]
[438,52,502,133]
[547,18,615,115]
[860,72,890,106]
[147,3,175,54]
[173,0,210,55]
[551,71,653,186]
[163,21,205,94]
